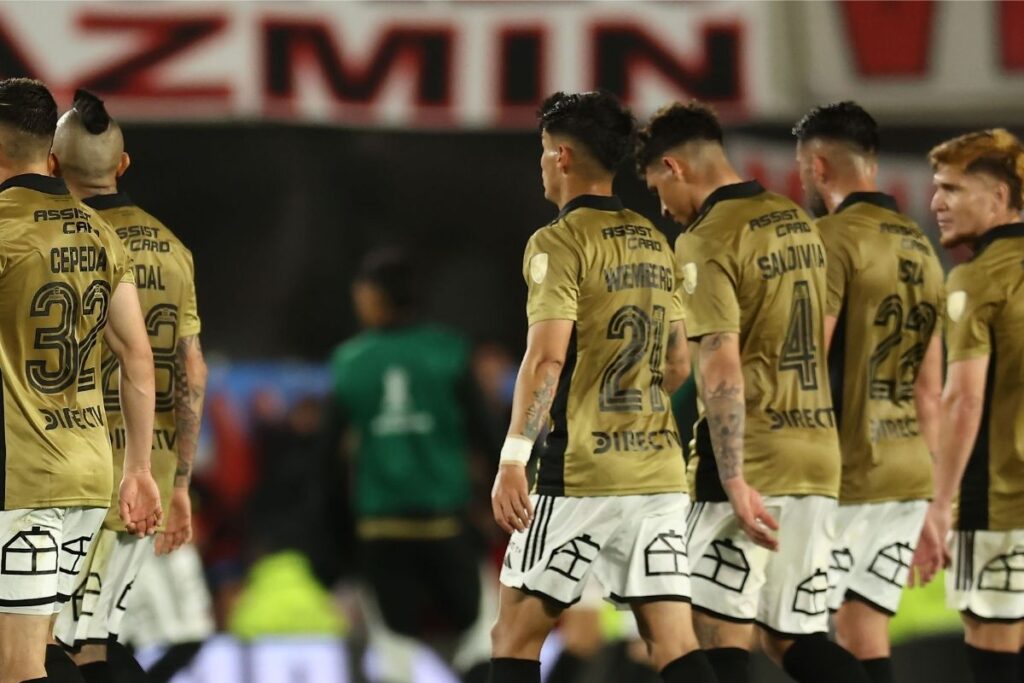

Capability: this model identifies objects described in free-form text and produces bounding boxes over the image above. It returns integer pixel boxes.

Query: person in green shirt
[325,249,497,682]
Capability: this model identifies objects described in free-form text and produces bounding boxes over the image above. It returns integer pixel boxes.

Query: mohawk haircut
[635,101,723,174]
[929,128,1024,211]
[71,89,113,135]
[356,248,418,312]
[792,101,880,154]
[0,78,57,162]
[538,91,636,172]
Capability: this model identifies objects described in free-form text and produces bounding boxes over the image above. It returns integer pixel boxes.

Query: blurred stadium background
[4,1,1023,681]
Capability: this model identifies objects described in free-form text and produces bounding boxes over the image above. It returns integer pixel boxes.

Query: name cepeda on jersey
[50,246,108,273]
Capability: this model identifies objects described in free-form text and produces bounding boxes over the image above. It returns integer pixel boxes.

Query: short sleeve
[523,226,579,324]
[945,264,997,362]
[818,219,853,317]
[670,279,686,323]
[177,250,202,338]
[112,238,135,286]
[675,232,740,338]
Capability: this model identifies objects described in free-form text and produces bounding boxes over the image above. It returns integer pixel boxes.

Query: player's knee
[833,603,890,659]
[758,630,796,666]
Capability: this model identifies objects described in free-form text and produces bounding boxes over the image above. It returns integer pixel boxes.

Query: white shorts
[53,528,154,649]
[118,543,214,649]
[827,500,928,615]
[499,493,691,608]
[687,495,836,637]
[0,506,106,615]
[947,529,1024,622]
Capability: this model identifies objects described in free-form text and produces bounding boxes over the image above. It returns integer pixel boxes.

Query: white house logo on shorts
[947,290,967,322]
[530,253,549,284]
[681,262,698,294]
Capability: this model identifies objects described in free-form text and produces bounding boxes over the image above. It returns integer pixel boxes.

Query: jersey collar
[973,222,1024,256]
[835,191,899,214]
[697,180,765,217]
[0,173,68,196]
[558,194,624,219]
[82,190,134,210]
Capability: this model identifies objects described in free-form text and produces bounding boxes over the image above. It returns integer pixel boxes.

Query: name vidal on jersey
[757,243,826,280]
[603,263,674,292]
[40,405,105,430]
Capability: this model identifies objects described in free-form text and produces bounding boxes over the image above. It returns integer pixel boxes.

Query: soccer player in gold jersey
[0,78,162,683]
[638,102,869,683]
[488,91,714,683]
[793,101,944,683]
[48,90,207,682]
[917,129,1024,683]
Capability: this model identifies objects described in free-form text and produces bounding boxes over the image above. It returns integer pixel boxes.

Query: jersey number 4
[25,281,110,394]
[599,304,666,413]
[779,281,819,390]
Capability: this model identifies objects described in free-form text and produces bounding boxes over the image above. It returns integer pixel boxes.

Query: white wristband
[500,435,533,465]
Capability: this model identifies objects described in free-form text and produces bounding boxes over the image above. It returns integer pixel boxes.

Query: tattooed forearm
[173,336,207,488]
[522,370,558,440]
[703,379,745,481]
[704,333,726,351]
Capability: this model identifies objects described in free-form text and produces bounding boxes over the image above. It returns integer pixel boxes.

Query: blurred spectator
[322,248,499,682]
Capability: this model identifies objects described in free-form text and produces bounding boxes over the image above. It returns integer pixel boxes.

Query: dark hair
[792,101,879,154]
[356,248,417,312]
[538,91,636,172]
[0,78,57,139]
[635,101,723,172]
[72,89,112,135]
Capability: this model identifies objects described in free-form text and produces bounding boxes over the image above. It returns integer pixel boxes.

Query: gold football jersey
[0,175,134,509]
[945,223,1024,531]
[677,181,841,501]
[85,192,201,531]
[524,195,686,497]
[818,193,943,505]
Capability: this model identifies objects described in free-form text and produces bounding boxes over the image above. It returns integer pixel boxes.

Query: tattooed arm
[156,334,208,555]
[697,332,778,549]
[491,319,573,534]
[662,320,691,395]
[173,335,208,488]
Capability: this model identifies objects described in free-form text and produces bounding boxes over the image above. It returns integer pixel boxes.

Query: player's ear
[662,155,685,181]
[48,152,61,178]
[116,152,131,178]
[811,154,828,183]
[556,144,572,174]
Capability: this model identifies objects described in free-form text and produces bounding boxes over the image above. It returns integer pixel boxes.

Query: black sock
[659,651,716,682]
[104,641,148,683]
[489,658,540,683]
[462,661,490,683]
[146,641,201,683]
[77,662,113,683]
[966,645,1017,683]
[21,678,49,683]
[1019,648,1024,683]
[547,651,584,683]
[782,634,870,683]
[705,647,749,683]
[44,645,85,683]
[861,657,893,683]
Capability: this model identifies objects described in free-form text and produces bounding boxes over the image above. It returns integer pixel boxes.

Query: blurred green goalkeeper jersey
[328,324,492,526]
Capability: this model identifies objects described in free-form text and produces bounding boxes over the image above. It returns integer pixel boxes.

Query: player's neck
[695,166,745,210]
[557,178,614,210]
[0,160,50,186]
[71,179,119,199]
[826,176,878,214]
[977,210,1024,237]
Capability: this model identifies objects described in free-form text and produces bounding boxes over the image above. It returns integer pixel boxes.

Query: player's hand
[155,487,193,555]
[909,514,943,587]
[926,500,954,568]
[119,468,164,538]
[723,477,779,551]
[491,463,533,535]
